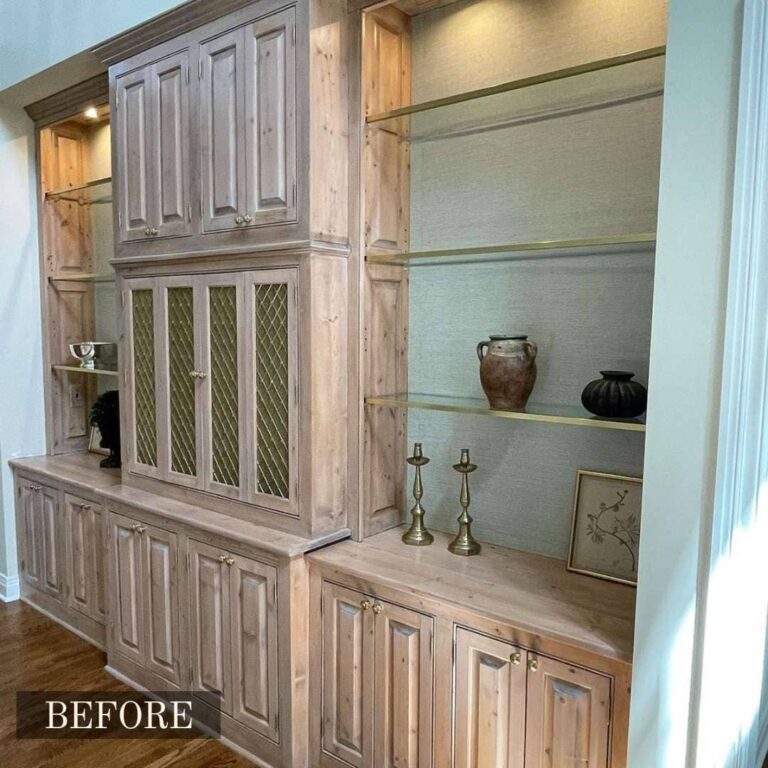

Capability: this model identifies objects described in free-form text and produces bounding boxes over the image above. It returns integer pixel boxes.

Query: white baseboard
[0,573,20,602]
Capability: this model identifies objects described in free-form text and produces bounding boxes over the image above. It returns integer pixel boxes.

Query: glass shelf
[365,393,646,432]
[366,47,666,129]
[366,234,656,267]
[45,177,112,205]
[49,273,115,284]
[53,364,119,378]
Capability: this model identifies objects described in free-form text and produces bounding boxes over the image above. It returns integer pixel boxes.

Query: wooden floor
[0,600,254,767]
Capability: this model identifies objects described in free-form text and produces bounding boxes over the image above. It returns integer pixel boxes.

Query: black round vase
[581,371,647,418]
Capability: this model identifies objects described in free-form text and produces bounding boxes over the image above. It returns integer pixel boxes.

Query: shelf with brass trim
[45,177,112,205]
[365,46,666,125]
[366,233,656,267]
[365,392,646,432]
[52,364,119,378]
[49,273,116,284]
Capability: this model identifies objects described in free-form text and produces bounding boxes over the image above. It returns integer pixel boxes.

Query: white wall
[628,0,741,764]
[0,0,185,599]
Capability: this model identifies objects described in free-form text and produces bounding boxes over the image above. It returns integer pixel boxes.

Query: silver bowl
[69,341,114,370]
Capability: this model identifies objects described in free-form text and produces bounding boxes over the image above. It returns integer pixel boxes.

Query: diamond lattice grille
[210,286,240,488]
[255,282,290,499]
[132,289,157,467]
[168,287,197,477]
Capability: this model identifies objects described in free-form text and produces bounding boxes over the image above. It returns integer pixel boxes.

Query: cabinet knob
[131,524,146,534]
[372,603,383,615]
[243,214,253,224]
[30,485,41,492]
[360,600,372,611]
[144,227,151,236]
[226,557,235,566]
[219,555,228,563]
[197,371,207,379]
[150,228,158,236]
[79,503,92,510]
[528,658,539,672]
[136,526,146,534]
[234,215,244,225]
[510,651,522,665]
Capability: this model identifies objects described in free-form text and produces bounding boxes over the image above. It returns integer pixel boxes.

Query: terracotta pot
[476,335,537,410]
[581,370,647,418]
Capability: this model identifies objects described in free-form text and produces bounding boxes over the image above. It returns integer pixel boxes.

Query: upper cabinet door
[373,600,434,768]
[152,51,193,239]
[243,8,297,227]
[116,66,154,241]
[200,29,247,232]
[524,655,611,768]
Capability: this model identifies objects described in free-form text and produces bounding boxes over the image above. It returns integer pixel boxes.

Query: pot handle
[476,341,489,363]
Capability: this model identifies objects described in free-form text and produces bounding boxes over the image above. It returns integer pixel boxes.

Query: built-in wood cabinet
[189,538,279,741]
[123,269,298,514]
[320,580,433,768]
[64,493,106,621]
[200,8,296,233]
[18,478,63,601]
[109,511,180,685]
[115,50,192,243]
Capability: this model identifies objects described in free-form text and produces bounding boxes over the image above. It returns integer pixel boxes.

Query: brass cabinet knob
[80,503,92,510]
[219,555,228,563]
[528,658,539,672]
[30,485,41,492]
[131,523,145,534]
[510,651,522,666]
[234,215,244,225]
[226,557,235,566]
[243,214,253,224]
[197,371,207,379]
[150,228,158,236]
[360,600,372,611]
[372,603,383,615]
[144,227,151,236]
[136,526,146,535]
[189,370,198,378]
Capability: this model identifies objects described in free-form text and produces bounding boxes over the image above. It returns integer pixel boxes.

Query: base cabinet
[320,581,434,768]
[64,494,106,622]
[109,512,181,685]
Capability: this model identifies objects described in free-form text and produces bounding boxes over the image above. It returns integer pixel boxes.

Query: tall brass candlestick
[448,448,481,556]
[402,443,434,546]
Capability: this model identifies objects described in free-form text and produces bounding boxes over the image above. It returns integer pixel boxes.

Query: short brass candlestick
[448,448,481,556]
[402,443,434,546]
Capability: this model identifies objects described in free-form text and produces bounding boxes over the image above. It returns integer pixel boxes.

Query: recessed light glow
[83,106,99,120]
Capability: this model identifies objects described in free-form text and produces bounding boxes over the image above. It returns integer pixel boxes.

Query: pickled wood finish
[454,629,527,768]
[142,524,181,684]
[64,493,106,621]
[525,655,611,768]
[321,581,372,766]
[40,485,63,599]
[111,512,144,664]
[189,538,233,714]
[18,482,43,592]
[373,600,433,768]
[229,552,279,741]
[9,453,122,494]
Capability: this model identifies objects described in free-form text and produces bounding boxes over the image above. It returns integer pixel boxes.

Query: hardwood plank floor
[0,600,254,767]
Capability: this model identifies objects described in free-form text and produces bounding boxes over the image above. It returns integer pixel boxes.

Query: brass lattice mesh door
[209,285,240,488]
[167,286,197,477]
[131,289,157,467]
[254,279,292,502]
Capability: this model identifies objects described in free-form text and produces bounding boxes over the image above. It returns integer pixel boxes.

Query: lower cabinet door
[41,485,63,600]
[373,600,434,768]
[65,494,103,620]
[19,482,43,591]
[141,524,180,685]
[110,513,144,664]
[321,582,374,767]
[453,628,527,768]
[189,539,232,714]
[229,553,278,741]
[524,655,611,768]
[93,506,107,621]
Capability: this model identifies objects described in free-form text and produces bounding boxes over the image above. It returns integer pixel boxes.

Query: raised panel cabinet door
[453,629,527,768]
[200,28,247,232]
[244,270,298,515]
[229,553,278,740]
[64,494,94,617]
[116,66,154,241]
[243,7,297,226]
[373,600,434,768]
[40,485,64,600]
[18,482,42,590]
[321,581,374,767]
[110,513,144,665]
[524,655,611,768]
[93,505,107,621]
[151,50,193,238]
[189,539,233,715]
[200,275,245,499]
[141,524,180,685]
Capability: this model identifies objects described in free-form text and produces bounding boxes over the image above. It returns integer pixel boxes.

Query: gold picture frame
[88,425,110,457]
[567,470,643,586]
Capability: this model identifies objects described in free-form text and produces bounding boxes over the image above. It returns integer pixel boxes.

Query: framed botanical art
[567,470,643,586]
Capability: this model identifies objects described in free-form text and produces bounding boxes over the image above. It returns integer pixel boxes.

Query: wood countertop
[308,526,636,663]
[10,452,121,491]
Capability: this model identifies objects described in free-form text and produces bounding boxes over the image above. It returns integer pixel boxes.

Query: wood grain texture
[0,600,253,768]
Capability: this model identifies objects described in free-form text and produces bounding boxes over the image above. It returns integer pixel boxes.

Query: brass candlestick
[402,443,434,546]
[448,448,481,556]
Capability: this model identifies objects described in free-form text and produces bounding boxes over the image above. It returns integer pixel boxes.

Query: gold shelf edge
[45,176,112,200]
[365,396,646,433]
[366,46,667,124]
[366,233,657,265]
[53,364,119,378]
